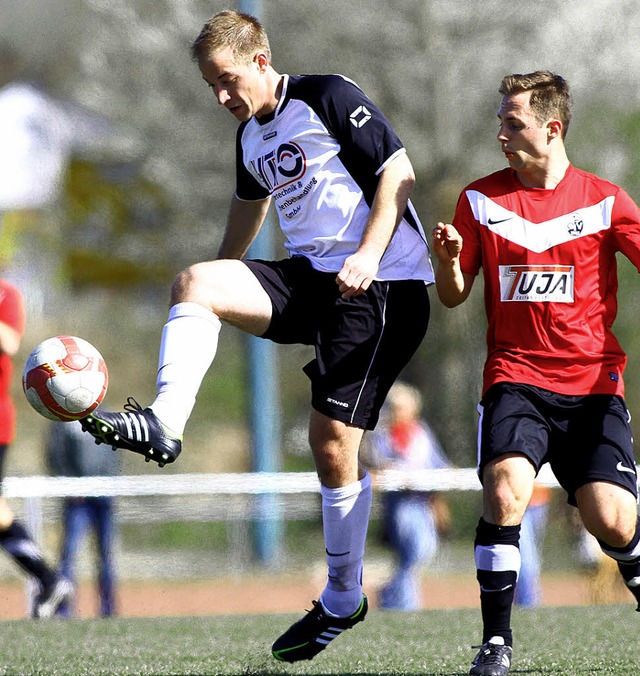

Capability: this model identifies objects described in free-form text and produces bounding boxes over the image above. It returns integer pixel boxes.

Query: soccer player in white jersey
[433,71,640,676]
[81,10,434,662]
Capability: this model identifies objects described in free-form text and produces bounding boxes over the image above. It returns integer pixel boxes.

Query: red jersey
[0,280,26,444]
[454,165,640,397]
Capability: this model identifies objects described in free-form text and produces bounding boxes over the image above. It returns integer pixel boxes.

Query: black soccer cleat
[80,397,182,467]
[33,577,73,619]
[470,638,513,676]
[272,595,367,663]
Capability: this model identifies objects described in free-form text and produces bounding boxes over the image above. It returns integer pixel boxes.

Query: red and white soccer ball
[22,336,109,422]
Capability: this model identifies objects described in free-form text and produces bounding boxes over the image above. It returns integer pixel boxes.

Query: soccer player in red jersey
[433,71,640,676]
[0,278,72,617]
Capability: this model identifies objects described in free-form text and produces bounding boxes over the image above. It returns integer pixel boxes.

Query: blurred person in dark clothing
[0,277,71,617]
[47,419,119,617]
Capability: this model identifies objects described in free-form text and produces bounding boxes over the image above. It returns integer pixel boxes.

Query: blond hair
[191,10,271,65]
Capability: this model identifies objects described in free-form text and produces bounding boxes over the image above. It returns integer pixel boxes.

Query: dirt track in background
[0,570,632,620]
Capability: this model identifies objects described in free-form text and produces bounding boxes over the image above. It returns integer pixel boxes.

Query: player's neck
[255,69,283,118]
[516,154,570,190]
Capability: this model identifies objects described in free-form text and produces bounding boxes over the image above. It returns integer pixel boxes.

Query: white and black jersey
[235,74,434,283]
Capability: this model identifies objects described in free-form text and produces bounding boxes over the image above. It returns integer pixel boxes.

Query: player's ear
[254,51,269,72]
[547,119,563,141]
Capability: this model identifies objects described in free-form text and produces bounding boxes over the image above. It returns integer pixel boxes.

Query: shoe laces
[472,642,510,665]
[123,397,144,414]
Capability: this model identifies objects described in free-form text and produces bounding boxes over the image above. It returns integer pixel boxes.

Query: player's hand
[431,222,462,262]
[336,251,380,299]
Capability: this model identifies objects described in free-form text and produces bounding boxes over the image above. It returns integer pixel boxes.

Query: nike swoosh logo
[467,191,615,253]
[616,461,636,475]
[479,584,513,593]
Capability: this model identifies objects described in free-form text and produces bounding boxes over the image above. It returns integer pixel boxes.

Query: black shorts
[243,257,430,430]
[477,382,637,506]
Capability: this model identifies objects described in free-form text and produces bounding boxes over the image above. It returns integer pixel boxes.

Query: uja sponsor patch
[499,265,574,302]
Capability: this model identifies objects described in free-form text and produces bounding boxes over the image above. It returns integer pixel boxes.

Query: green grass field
[1,604,639,675]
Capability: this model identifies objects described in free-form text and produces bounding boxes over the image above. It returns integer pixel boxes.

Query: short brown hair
[499,70,572,138]
[191,10,271,64]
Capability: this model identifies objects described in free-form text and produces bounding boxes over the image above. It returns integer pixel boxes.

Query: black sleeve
[317,75,405,170]
[291,75,406,206]
[235,122,271,201]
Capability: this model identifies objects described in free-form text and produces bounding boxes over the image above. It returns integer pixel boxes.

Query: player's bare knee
[585,513,636,548]
[171,267,195,304]
[484,483,529,525]
[0,500,14,530]
[171,263,219,306]
[601,523,637,549]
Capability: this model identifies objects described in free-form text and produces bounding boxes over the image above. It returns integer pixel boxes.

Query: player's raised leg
[81,259,272,466]
[0,500,73,619]
[577,481,640,610]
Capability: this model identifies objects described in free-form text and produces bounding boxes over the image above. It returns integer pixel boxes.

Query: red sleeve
[0,281,26,336]
[452,189,482,276]
[610,187,640,273]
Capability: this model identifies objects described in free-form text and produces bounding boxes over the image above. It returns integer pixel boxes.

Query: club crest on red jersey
[567,213,584,236]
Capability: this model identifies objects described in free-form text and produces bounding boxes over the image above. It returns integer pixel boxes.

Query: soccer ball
[22,336,109,422]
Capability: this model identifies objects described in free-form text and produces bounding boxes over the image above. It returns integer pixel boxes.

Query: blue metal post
[237,0,283,565]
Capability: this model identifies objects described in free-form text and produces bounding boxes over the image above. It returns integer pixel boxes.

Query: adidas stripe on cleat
[80,397,182,467]
[272,595,367,663]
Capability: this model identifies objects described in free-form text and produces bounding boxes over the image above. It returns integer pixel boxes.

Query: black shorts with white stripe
[244,256,430,430]
[477,382,637,505]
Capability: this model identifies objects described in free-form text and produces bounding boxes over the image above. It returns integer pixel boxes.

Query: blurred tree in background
[2,0,640,474]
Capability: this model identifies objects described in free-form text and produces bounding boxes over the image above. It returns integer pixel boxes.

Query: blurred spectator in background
[46,420,120,617]
[366,382,452,610]
[0,277,72,617]
[514,482,551,607]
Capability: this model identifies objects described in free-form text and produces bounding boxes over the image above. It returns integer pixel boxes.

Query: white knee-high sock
[149,302,222,435]
[319,471,372,617]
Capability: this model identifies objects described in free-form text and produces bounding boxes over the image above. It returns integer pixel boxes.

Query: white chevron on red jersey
[454,165,640,397]
[234,74,433,283]
[466,190,615,253]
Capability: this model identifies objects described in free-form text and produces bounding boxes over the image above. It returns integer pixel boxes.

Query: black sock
[477,569,518,645]
[617,560,640,584]
[0,520,56,589]
[617,561,640,608]
[475,518,521,647]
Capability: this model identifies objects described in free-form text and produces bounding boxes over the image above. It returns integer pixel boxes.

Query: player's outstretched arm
[337,152,415,299]
[217,195,272,260]
[431,222,473,307]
